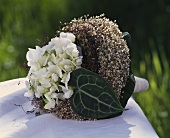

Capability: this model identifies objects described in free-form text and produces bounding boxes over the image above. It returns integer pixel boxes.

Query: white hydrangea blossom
[25,32,82,109]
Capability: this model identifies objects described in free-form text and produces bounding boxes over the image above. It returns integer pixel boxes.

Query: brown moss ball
[60,14,130,99]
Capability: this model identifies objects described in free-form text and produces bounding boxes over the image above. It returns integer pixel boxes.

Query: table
[0,78,159,138]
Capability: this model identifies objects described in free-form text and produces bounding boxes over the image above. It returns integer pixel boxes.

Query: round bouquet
[24,14,136,120]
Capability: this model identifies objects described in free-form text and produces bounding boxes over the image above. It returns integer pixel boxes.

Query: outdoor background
[0,0,170,137]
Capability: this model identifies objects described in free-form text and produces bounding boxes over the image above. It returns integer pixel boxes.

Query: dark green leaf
[120,73,135,108]
[69,68,124,119]
[105,73,135,119]
[123,32,132,48]
[121,32,135,107]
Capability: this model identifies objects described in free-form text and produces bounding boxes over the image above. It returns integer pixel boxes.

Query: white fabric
[0,78,158,138]
[134,76,149,93]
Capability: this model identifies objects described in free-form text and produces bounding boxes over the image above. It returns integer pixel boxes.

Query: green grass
[133,40,170,138]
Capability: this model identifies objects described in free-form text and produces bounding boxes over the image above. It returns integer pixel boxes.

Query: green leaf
[121,32,135,108]
[69,68,124,119]
[103,73,135,119]
[120,73,135,108]
[123,32,132,48]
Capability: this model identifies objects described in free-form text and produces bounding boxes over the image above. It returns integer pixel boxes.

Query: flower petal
[63,89,73,99]
[44,99,55,109]
[37,86,46,94]
[60,32,75,42]
[52,73,58,82]
[59,85,73,99]
[24,91,33,97]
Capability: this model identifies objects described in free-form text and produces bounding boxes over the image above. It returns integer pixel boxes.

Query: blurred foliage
[0,0,170,137]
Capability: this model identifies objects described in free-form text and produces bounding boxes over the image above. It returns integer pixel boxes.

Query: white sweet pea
[39,78,51,88]
[44,99,56,109]
[25,32,83,110]
[51,82,59,91]
[52,73,58,82]
[24,81,33,97]
[59,59,73,72]
[36,86,46,94]
[60,32,76,43]
[27,72,36,83]
[59,52,68,59]
[50,53,58,64]
[44,88,58,109]
[47,65,62,78]
[50,86,57,93]
[26,46,46,67]
[41,54,50,67]
[45,37,59,51]
[66,43,79,58]
[56,38,71,50]
[32,68,51,88]
[59,85,73,99]
[33,68,46,78]
[76,56,83,67]
[34,86,42,98]
[61,72,70,89]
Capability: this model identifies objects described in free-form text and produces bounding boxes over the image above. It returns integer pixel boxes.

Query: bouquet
[24,14,144,120]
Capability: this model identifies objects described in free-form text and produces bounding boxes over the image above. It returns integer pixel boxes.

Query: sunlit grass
[0,38,27,82]
[0,64,27,82]
[133,41,170,138]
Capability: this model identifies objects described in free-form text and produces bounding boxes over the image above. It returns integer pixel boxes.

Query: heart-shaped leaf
[106,73,135,118]
[69,68,124,119]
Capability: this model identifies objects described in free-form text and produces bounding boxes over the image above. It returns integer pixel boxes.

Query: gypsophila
[24,32,83,110]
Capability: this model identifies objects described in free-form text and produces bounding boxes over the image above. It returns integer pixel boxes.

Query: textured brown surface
[33,15,130,120]
[61,14,130,99]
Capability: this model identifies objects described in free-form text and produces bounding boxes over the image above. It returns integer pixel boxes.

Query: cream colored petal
[55,65,62,78]
[66,33,75,42]
[24,91,33,97]
[44,99,55,109]
[39,78,51,88]
[37,86,46,94]
[60,32,67,38]
[52,73,58,82]
[63,89,73,99]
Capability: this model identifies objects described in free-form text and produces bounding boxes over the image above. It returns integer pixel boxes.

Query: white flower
[45,37,59,51]
[54,38,71,51]
[33,86,42,98]
[59,59,73,72]
[51,82,59,91]
[52,73,58,82]
[76,56,83,67]
[40,54,50,67]
[59,85,73,99]
[47,65,62,78]
[39,78,51,88]
[66,43,79,58]
[36,86,46,94]
[61,72,70,89]
[44,87,58,109]
[26,46,46,67]
[34,67,46,76]
[25,32,83,110]
[44,99,55,109]
[60,32,76,42]
[24,81,34,97]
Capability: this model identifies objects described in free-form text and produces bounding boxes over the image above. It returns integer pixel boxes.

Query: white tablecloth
[0,78,159,138]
